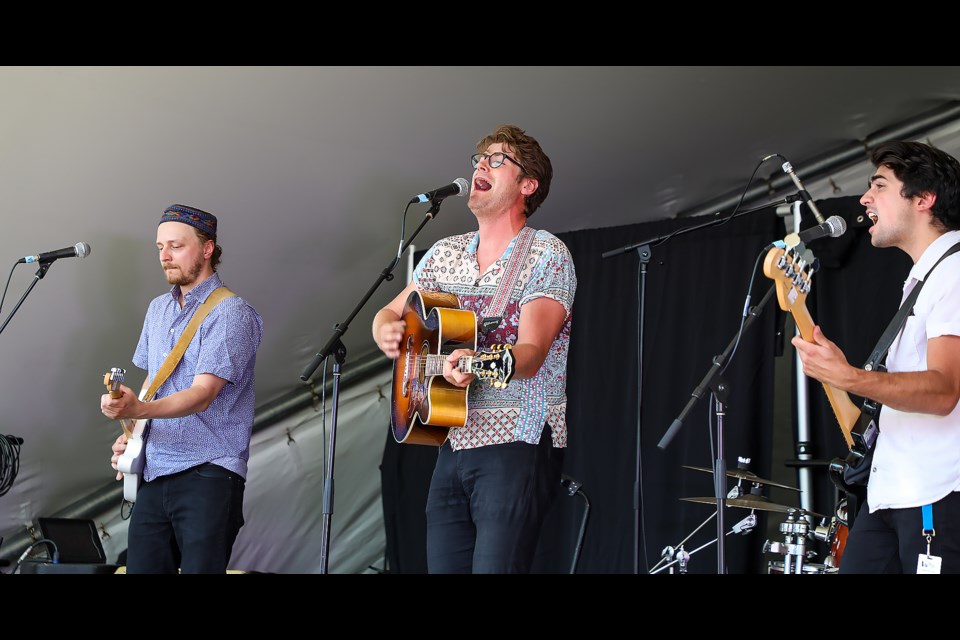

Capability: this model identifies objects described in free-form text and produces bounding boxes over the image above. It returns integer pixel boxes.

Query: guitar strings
[409,354,471,375]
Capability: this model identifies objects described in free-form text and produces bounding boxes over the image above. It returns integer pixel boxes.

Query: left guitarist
[373,124,576,574]
[793,141,960,573]
[100,205,263,574]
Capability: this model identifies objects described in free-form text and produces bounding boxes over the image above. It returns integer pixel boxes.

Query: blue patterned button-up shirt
[133,273,263,481]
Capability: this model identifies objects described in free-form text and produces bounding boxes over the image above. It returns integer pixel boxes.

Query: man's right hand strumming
[373,309,406,359]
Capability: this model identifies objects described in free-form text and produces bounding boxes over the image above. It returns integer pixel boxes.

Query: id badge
[917,554,942,574]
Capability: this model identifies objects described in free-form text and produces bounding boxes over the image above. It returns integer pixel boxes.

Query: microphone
[18,242,91,264]
[784,215,847,247]
[410,178,470,204]
[781,161,825,224]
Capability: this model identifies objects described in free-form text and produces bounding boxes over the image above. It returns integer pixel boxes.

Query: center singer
[372,124,577,574]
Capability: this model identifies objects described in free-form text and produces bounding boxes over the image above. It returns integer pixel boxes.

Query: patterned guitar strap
[478,226,536,334]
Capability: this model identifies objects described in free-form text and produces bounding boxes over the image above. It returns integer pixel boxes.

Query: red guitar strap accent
[480,226,535,332]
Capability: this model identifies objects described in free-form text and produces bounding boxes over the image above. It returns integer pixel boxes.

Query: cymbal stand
[650,511,757,574]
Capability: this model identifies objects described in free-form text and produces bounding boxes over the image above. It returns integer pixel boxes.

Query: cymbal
[681,495,824,519]
[682,465,800,491]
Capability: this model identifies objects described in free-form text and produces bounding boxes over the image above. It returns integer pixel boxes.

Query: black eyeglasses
[471,152,526,174]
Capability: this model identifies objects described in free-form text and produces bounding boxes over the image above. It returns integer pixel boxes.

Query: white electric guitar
[104,367,151,503]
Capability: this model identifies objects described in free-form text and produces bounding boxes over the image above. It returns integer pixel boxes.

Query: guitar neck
[422,354,474,377]
[791,302,861,448]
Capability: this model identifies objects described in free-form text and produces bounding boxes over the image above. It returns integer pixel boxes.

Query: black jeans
[126,462,245,574]
[425,431,563,573]
[840,490,960,573]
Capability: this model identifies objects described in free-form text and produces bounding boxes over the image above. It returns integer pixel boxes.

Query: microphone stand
[0,261,53,337]
[602,194,797,575]
[657,283,777,573]
[299,199,445,573]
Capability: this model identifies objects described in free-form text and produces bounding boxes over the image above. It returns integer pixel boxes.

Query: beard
[162,255,204,286]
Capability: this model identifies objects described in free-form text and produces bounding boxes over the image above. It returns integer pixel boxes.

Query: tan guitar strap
[142,286,237,403]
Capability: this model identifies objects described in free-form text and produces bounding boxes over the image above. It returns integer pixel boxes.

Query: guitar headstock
[762,243,818,314]
[104,367,126,399]
[470,344,515,389]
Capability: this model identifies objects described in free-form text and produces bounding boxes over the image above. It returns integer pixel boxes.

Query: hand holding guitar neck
[103,368,133,435]
[105,369,124,399]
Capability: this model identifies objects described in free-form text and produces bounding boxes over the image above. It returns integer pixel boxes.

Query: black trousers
[126,462,245,574]
[840,490,960,573]
[425,431,563,573]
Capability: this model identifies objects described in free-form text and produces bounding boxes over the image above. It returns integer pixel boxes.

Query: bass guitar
[762,243,879,494]
[391,290,515,445]
[104,367,151,502]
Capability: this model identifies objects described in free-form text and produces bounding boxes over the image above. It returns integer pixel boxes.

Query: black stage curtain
[381,209,786,574]
[795,196,912,528]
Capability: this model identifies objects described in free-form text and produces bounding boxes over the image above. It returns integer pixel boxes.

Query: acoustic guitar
[391,290,515,446]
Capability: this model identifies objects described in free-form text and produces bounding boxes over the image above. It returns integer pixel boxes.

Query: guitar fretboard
[416,354,473,377]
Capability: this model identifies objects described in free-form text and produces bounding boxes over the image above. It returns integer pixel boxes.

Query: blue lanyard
[922,504,935,555]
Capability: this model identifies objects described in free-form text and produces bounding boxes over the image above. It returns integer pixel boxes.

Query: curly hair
[476,124,553,218]
[193,228,223,271]
[870,140,960,231]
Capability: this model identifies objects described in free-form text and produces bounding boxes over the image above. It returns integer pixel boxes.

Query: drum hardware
[649,511,757,574]
[763,510,812,574]
[660,545,692,573]
[673,457,804,574]
[767,561,837,574]
[763,507,840,574]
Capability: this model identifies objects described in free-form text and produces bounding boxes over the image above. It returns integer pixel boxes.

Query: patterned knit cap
[159,204,217,238]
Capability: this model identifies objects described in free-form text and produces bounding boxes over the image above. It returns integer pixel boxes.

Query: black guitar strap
[863,241,960,371]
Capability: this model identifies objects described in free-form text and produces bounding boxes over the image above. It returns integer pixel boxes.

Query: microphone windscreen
[828,216,847,237]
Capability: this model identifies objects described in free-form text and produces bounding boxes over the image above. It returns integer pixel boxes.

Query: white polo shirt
[869,230,960,511]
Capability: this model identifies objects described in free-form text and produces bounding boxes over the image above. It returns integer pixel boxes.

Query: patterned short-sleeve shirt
[413,227,576,450]
[133,273,263,481]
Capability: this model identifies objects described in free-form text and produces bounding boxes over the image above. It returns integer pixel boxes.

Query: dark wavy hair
[870,140,960,231]
[476,124,553,218]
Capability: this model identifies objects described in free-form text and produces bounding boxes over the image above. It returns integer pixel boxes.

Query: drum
[823,498,849,569]
[767,561,838,574]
